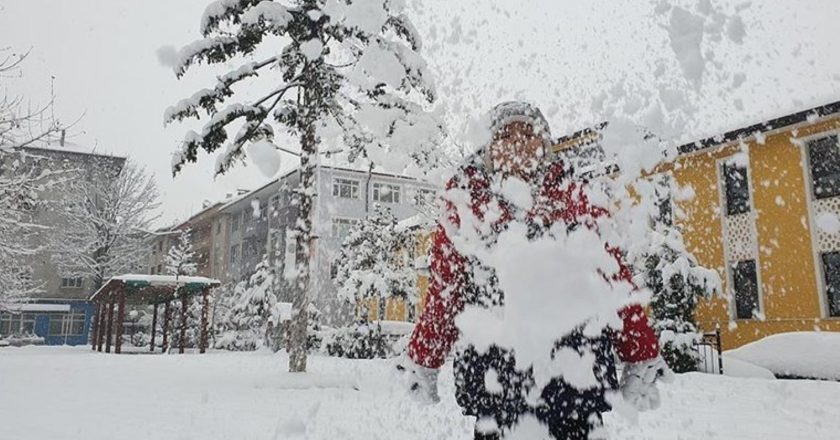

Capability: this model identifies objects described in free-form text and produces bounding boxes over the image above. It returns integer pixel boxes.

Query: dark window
[807,135,840,199]
[732,260,760,319]
[722,162,751,216]
[330,260,339,280]
[821,251,840,317]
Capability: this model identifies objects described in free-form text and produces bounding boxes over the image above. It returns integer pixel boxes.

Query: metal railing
[696,329,724,375]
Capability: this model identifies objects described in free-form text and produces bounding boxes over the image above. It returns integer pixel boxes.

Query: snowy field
[1,347,837,440]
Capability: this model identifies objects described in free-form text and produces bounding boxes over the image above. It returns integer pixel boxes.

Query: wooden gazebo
[88,275,220,354]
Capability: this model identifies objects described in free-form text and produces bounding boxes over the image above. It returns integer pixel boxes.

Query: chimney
[202,200,212,209]
[60,129,66,147]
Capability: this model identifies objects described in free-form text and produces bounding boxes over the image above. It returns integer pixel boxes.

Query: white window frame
[716,155,765,321]
[332,177,361,200]
[414,188,436,206]
[331,217,359,238]
[61,277,83,289]
[372,182,401,204]
[797,129,840,319]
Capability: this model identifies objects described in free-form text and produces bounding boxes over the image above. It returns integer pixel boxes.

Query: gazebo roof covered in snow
[89,274,221,304]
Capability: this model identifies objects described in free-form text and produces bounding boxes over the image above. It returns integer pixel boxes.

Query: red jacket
[408,162,660,369]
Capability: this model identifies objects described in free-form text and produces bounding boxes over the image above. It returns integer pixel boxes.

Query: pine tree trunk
[288,96,318,373]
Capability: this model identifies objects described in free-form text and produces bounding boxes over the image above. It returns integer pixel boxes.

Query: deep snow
[1,346,837,439]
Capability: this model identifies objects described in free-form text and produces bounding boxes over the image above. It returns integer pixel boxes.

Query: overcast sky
[2,0,839,225]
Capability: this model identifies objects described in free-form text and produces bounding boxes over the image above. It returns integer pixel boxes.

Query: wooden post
[97,300,106,352]
[199,288,209,354]
[115,291,126,354]
[162,301,170,353]
[150,303,159,352]
[105,294,115,353]
[179,294,188,354]
[90,302,101,350]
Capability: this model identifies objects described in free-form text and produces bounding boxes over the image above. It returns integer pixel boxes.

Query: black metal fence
[696,329,724,375]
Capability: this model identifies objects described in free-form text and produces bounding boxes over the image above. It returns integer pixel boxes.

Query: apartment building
[0,143,126,345]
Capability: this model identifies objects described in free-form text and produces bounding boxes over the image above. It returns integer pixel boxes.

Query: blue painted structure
[0,300,95,346]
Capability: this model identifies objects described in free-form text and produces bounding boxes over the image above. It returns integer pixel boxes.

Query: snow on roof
[89,274,221,302]
[110,274,220,285]
[22,141,125,160]
[4,303,71,313]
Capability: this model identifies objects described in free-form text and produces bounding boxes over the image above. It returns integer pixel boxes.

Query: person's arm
[407,224,466,369]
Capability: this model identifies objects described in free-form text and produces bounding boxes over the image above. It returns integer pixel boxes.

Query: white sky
[2,0,839,225]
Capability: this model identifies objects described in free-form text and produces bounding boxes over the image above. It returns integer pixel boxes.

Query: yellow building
[556,101,840,350]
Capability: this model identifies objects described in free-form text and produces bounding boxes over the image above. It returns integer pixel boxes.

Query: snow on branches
[51,160,160,290]
[215,255,279,351]
[166,0,442,176]
[333,205,418,318]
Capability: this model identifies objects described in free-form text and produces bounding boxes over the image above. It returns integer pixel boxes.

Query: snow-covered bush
[321,322,392,359]
[215,256,278,351]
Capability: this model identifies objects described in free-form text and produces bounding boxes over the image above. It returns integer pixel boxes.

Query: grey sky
[2,0,839,225]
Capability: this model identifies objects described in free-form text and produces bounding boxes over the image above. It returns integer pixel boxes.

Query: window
[653,177,673,226]
[414,188,436,206]
[330,260,340,279]
[0,313,36,336]
[271,195,281,214]
[821,251,840,317]
[284,229,297,278]
[807,135,840,199]
[48,311,86,336]
[373,182,401,204]
[230,245,239,266]
[61,277,83,289]
[722,162,751,216]
[331,218,358,239]
[732,260,760,320]
[231,215,240,233]
[156,264,162,274]
[333,178,360,199]
[215,221,222,235]
[150,266,156,275]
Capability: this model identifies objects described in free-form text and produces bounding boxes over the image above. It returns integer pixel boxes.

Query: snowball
[300,39,324,62]
[498,176,533,211]
[245,140,284,179]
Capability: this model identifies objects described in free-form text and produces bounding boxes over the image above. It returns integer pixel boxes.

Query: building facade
[148,165,438,326]
[554,100,840,350]
[0,144,126,345]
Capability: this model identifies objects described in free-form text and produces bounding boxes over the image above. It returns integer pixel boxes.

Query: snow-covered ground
[1,346,837,440]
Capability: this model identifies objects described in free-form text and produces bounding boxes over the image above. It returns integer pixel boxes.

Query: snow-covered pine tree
[636,177,720,373]
[164,228,202,349]
[166,0,440,372]
[165,228,198,277]
[216,255,278,350]
[334,205,417,321]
